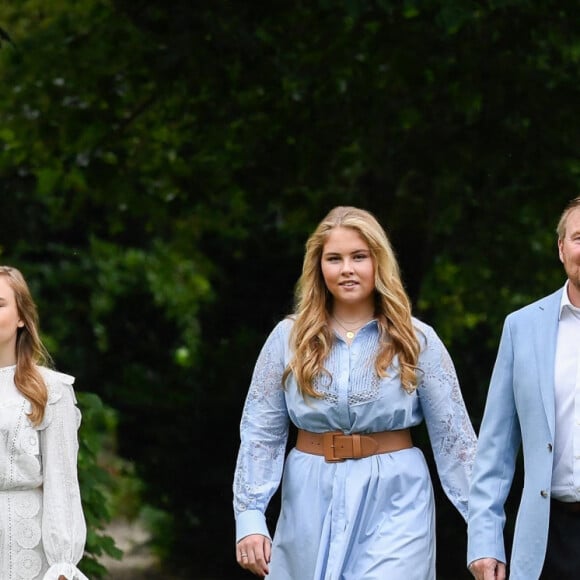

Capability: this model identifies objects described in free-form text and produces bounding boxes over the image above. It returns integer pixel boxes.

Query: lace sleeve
[416,323,477,521]
[38,371,88,580]
[233,322,290,541]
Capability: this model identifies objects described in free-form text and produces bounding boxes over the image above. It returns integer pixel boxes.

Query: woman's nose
[340,259,354,273]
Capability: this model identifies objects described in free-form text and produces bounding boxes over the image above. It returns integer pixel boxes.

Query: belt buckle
[322,431,345,462]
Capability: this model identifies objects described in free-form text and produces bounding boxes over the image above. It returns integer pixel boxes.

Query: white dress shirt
[552,281,580,500]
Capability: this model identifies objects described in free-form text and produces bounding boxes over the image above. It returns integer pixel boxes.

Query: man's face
[559,207,580,305]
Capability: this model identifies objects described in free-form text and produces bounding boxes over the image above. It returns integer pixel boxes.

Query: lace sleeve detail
[38,369,87,578]
[416,322,477,521]
[233,322,290,531]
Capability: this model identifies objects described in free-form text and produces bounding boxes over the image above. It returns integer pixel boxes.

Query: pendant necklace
[332,315,372,340]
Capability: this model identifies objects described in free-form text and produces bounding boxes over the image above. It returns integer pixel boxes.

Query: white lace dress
[234,318,477,580]
[0,366,87,580]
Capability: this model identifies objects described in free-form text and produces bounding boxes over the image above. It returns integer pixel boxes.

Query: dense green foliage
[1,0,579,577]
[76,392,123,577]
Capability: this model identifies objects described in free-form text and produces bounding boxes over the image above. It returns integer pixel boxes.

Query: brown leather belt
[296,428,413,462]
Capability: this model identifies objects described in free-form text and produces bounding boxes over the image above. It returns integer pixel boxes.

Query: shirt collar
[559,280,580,319]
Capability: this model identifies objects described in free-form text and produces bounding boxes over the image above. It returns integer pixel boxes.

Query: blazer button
[547,443,553,452]
[540,490,549,498]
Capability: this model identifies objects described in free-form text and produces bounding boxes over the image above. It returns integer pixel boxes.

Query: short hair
[557,196,580,240]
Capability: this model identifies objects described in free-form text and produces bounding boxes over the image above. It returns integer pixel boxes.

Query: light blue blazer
[467,288,563,580]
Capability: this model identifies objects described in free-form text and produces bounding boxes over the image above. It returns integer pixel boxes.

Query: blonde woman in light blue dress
[233,207,476,579]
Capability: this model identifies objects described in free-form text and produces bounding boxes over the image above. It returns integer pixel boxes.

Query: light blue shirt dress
[234,317,476,580]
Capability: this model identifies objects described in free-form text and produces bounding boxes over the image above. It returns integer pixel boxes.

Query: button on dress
[234,318,476,580]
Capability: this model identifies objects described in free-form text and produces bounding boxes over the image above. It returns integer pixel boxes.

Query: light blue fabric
[234,317,476,580]
[468,288,563,580]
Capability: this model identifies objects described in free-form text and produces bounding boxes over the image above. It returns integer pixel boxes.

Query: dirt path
[98,519,178,580]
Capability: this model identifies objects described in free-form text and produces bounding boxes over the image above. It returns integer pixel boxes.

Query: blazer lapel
[534,289,564,438]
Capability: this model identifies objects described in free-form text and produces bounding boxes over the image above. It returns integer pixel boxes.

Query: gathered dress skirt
[266,446,435,580]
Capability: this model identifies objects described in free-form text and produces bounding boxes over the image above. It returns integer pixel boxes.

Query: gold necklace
[332,316,370,340]
[333,313,372,326]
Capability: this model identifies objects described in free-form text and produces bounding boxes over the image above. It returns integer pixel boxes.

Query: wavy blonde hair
[1,266,53,425]
[283,206,420,398]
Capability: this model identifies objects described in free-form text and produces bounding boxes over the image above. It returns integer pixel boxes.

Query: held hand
[237,534,271,577]
[469,558,506,580]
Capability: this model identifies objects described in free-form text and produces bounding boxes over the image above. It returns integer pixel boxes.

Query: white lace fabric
[0,366,87,580]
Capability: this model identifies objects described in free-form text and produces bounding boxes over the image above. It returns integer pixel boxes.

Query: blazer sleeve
[467,316,522,566]
[37,371,88,580]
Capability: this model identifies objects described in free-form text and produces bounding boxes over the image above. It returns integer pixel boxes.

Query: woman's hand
[469,558,506,580]
[236,534,271,577]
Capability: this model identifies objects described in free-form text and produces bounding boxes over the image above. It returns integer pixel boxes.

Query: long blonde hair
[0,266,53,425]
[283,206,420,398]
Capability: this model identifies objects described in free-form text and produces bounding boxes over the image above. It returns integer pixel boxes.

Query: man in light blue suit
[468,195,580,580]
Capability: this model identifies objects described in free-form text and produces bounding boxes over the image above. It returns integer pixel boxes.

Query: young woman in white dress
[0,266,87,580]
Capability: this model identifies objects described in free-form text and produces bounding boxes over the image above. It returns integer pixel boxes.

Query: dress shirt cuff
[235,509,271,543]
[467,542,506,569]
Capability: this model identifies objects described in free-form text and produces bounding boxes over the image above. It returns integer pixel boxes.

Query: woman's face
[0,276,23,361]
[320,227,376,313]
